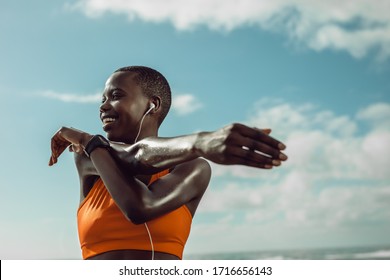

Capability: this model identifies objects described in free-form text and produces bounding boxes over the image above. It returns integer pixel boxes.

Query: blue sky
[1,0,390,259]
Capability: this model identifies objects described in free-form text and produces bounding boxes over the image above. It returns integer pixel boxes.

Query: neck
[133,118,158,143]
[135,129,158,143]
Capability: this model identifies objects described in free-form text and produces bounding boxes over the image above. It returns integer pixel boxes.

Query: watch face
[97,135,110,145]
[85,135,110,157]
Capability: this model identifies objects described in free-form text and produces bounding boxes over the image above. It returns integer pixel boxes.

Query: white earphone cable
[144,222,154,260]
[134,104,155,260]
[134,105,154,143]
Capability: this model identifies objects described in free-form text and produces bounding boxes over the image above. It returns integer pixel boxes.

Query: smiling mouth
[102,117,118,129]
[103,117,116,125]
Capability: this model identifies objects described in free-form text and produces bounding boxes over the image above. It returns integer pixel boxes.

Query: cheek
[117,103,144,125]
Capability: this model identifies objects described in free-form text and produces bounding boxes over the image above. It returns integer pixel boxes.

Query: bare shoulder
[172,158,211,217]
[169,158,211,207]
[172,157,211,186]
[186,157,211,173]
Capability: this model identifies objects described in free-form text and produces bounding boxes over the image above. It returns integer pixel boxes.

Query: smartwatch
[84,134,110,158]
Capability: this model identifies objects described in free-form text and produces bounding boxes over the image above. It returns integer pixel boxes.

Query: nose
[99,98,110,113]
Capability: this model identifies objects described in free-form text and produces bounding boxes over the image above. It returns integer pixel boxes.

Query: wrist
[84,134,111,158]
[81,133,94,148]
[192,132,207,158]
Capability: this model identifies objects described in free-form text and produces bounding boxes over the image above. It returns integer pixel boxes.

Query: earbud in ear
[144,103,155,116]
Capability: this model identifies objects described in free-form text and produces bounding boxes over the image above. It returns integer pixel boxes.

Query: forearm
[89,147,150,223]
[110,132,205,174]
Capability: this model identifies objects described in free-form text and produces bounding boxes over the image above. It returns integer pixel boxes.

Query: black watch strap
[84,135,110,158]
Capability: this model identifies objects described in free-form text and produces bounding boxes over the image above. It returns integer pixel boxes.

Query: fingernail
[272,160,281,165]
[278,143,286,150]
[279,153,288,160]
[265,165,273,169]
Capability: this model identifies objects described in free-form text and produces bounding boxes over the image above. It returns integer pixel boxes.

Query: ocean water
[185,245,390,260]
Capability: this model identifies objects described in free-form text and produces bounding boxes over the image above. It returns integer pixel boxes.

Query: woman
[49,66,287,260]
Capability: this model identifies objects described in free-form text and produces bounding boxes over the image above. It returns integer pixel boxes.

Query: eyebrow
[102,87,127,97]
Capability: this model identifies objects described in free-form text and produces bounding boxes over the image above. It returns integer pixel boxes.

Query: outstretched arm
[115,123,287,173]
[49,123,287,175]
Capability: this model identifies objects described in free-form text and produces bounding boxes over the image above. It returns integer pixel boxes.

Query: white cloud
[356,102,390,130]
[191,100,390,252]
[212,100,390,180]
[172,93,203,115]
[188,185,390,254]
[201,176,390,226]
[193,169,390,252]
[69,0,390,61]
[40,90,101,103]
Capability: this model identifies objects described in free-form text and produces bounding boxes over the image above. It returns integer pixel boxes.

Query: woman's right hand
[195,123,287,169]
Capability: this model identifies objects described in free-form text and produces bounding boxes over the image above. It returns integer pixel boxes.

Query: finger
[230,133,287,161]
[227,146,282,167]
[51,134,65,157]
[233,124,286,150]
[50,143,66,164]
[50,138,57,159]
[261,128,271,135]
[254,127,271,135]
[49,154,58,166]
[50,129,70,164]
[49,155,56,166]
[57,145,68,157]
[227,153,275,169]
[253,130,286,151]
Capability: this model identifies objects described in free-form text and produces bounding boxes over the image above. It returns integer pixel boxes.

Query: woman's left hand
[49,126,92,166]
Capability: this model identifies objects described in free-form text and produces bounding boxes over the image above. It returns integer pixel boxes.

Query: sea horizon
[185,244,390,260]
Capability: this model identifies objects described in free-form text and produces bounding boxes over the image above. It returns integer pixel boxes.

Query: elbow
[127,215,147,225]
[126,212,148,225]
[195,158,212,186]
[124,202,153,225]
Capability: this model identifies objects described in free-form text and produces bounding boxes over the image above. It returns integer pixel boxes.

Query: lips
[103,117,116,125]
[101,115,118,129]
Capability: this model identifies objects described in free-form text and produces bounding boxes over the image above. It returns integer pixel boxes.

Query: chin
[104,130,119,142]
[106,134,122,143]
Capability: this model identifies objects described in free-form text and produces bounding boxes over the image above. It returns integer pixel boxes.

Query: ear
[149,96,161,114]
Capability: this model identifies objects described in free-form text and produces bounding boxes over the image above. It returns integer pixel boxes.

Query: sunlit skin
[49,70,288,260]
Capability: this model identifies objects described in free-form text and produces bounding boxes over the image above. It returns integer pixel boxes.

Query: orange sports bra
[77,170,192,259]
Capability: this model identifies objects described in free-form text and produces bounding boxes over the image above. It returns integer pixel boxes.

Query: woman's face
[100,71,149,143]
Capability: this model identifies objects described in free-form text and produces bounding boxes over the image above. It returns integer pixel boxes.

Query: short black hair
[114,66,172,126]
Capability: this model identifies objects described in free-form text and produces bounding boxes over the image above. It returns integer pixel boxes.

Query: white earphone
[132,102,157,259]
[134,103,155,144]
